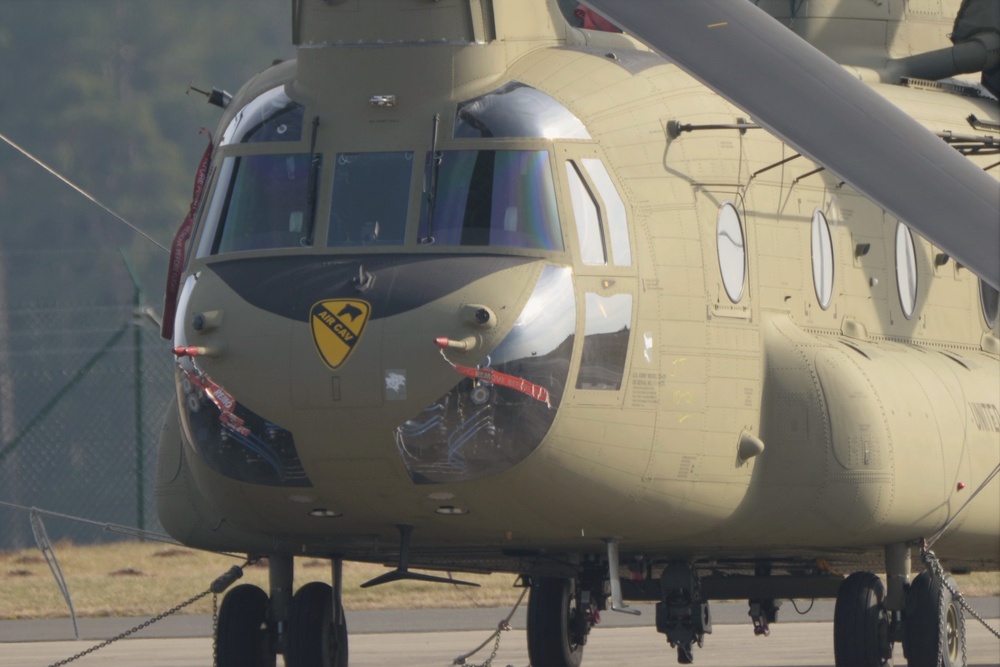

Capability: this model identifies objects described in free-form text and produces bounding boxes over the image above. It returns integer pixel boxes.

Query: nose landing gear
[214,556,349,667]
[216,583,274,667]
[286,580,349,667]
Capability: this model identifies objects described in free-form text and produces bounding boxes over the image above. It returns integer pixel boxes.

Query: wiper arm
[303,115,321,246]
[420,113,441,244]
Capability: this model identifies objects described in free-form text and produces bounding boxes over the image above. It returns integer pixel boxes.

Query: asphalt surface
[2,599,998,667]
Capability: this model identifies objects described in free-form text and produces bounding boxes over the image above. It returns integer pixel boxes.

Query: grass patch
[1,541,996,620]
[0,541,523,620]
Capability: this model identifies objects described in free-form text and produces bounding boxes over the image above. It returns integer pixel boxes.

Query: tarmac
[1,599,998,666]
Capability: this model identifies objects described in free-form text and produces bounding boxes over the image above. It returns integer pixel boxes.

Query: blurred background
[0,0,295,550]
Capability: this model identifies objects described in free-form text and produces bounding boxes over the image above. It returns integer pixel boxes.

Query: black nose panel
[207,254,536,322]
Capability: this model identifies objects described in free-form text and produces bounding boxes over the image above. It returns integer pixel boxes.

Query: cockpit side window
[212,153,314,254]
[565,161,606,265]
[328,152,413,247]
[420,150,563,251]
[581,159,631,266]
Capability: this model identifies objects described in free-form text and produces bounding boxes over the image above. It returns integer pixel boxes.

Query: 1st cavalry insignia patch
[309,299,371,370]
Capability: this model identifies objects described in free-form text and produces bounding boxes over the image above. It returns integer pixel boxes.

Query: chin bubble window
[394,266,575,484]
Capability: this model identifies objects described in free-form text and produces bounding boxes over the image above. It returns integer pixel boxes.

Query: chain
[47,560,251,667]
[212,592,219,667]
[47,588,212,667]
[453,587,528,667]
[917,462,1000,664]
[921,542,1000,667]
[460,626,505,667]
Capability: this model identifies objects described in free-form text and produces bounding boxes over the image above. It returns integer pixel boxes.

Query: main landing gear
[903,571,966,667]
[216,555,348,667]
[832,543,967,667]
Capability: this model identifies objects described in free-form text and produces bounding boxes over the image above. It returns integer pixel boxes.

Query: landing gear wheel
[216,583,275,667]
[904,571,966,667]
[833,572,892,667]
[527,576,586,667]
[286,581,349,667]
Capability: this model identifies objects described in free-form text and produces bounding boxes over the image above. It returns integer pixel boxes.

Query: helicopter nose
[179,255,575,488]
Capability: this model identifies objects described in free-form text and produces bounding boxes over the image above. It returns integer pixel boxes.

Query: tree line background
[0,0,294,550]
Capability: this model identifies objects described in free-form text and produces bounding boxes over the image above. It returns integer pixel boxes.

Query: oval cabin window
[811,209,834,310]
[717,202,747,303]
[895,222,918,319]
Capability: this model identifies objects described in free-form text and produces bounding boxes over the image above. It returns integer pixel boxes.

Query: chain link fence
[0,284,176,551]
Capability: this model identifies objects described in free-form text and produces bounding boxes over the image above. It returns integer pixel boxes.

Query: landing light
[309,509,342,518]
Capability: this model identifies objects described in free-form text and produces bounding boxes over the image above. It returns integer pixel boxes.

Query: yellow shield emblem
[309,300,371,370]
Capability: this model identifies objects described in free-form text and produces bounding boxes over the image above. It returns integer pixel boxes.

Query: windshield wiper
[420,113,441,244]
[303,115,321,246]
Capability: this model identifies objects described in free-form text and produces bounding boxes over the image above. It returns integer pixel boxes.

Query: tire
[286,581,349,667]
[833,571,890,667]
[527,576,585,667]
[905,571,966,667]
[216,583,275,667]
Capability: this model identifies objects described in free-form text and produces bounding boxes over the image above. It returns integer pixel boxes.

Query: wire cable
[0,131,169,253]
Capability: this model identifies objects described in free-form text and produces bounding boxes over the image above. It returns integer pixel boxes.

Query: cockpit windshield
[212,153,314,254]
[328,152,413,246]
[420,150,562,251]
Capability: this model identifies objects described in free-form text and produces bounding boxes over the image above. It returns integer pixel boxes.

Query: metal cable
[0,131,168,253]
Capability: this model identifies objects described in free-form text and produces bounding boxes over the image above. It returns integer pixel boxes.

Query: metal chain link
[921,543,1000,667]
[47,560,250,667]
[453,587,528,667]
[460,626,505,667]
[47,588,212,667]
[212,592,219,667]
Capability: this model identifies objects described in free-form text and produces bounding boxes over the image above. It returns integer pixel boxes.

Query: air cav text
[317,309,356,344]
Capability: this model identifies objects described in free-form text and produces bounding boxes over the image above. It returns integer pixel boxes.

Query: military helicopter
[155,0,1000,665]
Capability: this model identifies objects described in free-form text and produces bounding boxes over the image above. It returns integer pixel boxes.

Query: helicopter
[154,0,1000,665]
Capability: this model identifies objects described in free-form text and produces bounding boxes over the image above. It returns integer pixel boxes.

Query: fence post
[121,249,146,537]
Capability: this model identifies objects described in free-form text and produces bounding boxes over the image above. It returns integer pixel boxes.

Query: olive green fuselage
[156,0,999,573]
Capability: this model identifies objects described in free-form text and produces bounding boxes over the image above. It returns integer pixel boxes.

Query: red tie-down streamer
[437,347,552,408]
[161,130,213,340]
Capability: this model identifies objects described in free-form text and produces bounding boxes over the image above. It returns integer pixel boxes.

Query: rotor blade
[583,0,1000,290]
